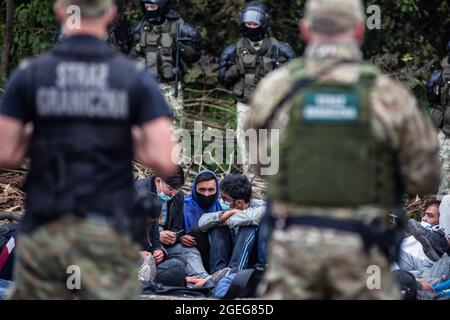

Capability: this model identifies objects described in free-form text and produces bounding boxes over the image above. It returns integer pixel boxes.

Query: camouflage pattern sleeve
[371,75,441,195]
[245,66,293,131]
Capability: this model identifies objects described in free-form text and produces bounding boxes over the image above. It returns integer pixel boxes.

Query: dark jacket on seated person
[134,175,185,245]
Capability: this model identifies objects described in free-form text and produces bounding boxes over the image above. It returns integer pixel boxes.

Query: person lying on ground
[400,200,448,264]
[198,174,266,274]
[395,251,450,286]
[134,166,210,279]
[395,203,450,286]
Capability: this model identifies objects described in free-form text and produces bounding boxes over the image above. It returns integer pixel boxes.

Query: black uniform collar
[147,16,166,26]
[53,34,116,57]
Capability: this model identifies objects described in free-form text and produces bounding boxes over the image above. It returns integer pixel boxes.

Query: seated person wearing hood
[134,166,210,280]
[198,174,266,274]
[182,170,224,268]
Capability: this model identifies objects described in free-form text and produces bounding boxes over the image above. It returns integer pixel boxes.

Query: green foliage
[0,0,58,71]
[1,0,449,96]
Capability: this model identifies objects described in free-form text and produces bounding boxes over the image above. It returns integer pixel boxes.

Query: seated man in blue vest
[198,174,266,274]
[134,166,210,279]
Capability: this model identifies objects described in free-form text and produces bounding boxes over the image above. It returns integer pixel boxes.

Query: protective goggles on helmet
[141,0,168,5]
[239,8,269,29]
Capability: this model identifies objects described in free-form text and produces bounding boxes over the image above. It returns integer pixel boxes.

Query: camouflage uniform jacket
[245,41,441,221]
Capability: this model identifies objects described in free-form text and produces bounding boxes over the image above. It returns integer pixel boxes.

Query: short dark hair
[220,174,252,203]
[159,166,185,189]
[425,200,441,210]
[196,172,217,185]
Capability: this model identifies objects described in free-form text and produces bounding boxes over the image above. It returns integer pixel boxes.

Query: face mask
[196,192,217,210]
[244,26,265,42]
[158,191,173,202]
[420,221,432,228]
[219,198,232,211]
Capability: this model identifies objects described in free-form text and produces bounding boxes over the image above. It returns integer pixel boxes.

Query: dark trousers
[208,226,258,274]
[154,258,186,287]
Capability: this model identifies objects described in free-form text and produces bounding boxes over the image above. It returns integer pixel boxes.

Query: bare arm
[0,116,32,167]
[133,117,178,177]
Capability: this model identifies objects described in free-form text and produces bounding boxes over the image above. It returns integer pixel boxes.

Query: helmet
[140,0,170,22]
[239,1,270,42]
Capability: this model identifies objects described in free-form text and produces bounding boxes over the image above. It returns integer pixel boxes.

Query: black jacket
[134,176,185,249]
[141,218,162,253]
[129,10,201,64]
[218,37,296,87]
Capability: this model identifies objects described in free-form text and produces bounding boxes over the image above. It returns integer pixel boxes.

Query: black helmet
[239,1,270,42]
[140,0,170,22]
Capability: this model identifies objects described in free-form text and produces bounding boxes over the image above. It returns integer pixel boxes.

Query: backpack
[0,223,18,251]
[141,281,213,298]
[220,268,264,299]
[0,223,18,280]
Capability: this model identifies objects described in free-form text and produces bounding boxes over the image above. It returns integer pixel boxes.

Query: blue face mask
[158,191,173,202]
[420,221,432,229]
[219,198,231,210]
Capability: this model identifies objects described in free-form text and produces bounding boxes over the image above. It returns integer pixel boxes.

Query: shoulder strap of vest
[236,38,246,55]
[235,38,247,73]
[260,59,356,129]
[358,64,381,90]
[440,66,450,107]
[442,65,450,81]
[168,18,184,35]
[269,37,280,61]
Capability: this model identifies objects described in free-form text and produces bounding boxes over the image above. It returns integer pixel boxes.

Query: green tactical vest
[269,60,402,210]
[233,37,281,103]
[440,64,450,135]
[138,18,183,81]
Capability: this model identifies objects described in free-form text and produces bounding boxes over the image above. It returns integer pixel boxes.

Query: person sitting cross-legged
[182,170,224,270]
[198,174,266,274]
[134,166,210,280]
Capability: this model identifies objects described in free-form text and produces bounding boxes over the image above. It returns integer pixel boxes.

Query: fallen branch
[0,211,22,221]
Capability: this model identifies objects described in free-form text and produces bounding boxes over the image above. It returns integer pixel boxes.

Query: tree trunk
[1,0,15,86]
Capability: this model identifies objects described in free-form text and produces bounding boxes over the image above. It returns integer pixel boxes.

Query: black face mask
[196,192,217,210]
[144,11,165,25]
[243,27,266,42]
